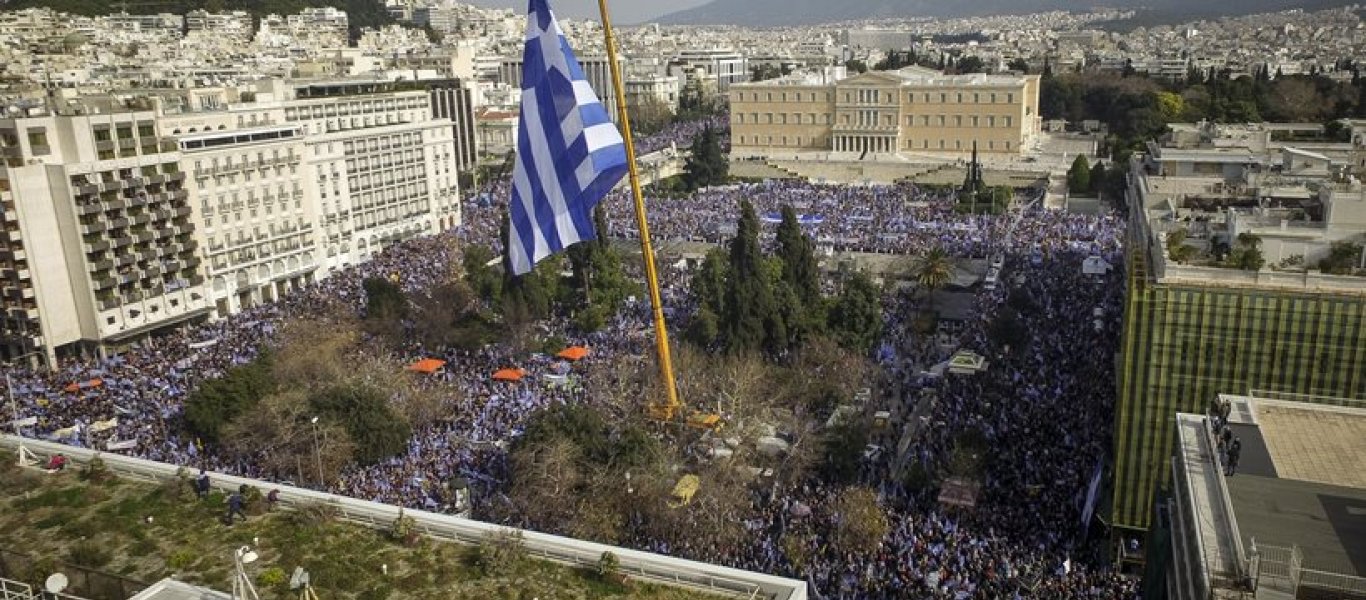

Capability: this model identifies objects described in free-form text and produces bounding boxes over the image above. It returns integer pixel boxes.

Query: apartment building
[159,101,316,318]
[0,102,207,365]
[425,79,479,172]
[1111,144,1366,544]
[0,78,465,362]
[499,55,624,121]
[284,80,460,271]
[670,48,750,93]
[729,66,1041,158]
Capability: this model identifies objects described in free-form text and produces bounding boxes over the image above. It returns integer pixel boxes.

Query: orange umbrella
[63,383,80,393]
[407,358,446,374]
[492,368,525,382]
[87,378,103,388]
[556,346,589,361]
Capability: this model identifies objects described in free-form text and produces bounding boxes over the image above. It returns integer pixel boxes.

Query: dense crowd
[603,179,1122,258]
[5,117,1137,597]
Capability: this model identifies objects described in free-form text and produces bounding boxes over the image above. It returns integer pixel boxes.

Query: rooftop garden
[0,451,720,600]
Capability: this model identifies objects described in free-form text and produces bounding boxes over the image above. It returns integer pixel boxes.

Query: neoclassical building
[729,66,1041,157]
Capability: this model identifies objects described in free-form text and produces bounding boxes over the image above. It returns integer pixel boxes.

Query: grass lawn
[0,452,719,600]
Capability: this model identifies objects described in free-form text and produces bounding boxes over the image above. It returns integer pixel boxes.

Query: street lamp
[232,545,260,600]
[6,349,45,467]
[309,416,323,487]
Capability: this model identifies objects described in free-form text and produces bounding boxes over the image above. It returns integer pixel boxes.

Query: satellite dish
[45,573,69,594]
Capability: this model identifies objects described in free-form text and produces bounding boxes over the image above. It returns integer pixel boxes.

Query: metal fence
[1,434,806,600]
[1249,539,1366,599]
[0,576,95,600]
[0,551,144,600]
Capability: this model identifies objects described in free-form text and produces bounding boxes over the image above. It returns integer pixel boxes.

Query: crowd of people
[4,115,1139,597]
[603,179,1123,259]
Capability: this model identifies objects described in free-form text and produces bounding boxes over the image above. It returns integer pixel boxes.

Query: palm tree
[914,247,954,301]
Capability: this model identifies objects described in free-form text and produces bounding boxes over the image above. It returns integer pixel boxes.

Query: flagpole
[596,0,680,420]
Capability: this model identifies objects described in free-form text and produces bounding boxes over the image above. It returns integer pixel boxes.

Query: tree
[1229,232,1265,271]
[463,244,502,302]
[1166,228,1195,264]
[1067,154,1092,195]
[681,126,728,191]
[987,307,1028,350]
[775,205,821,307]
[687,248,729,347]
[1154,91,1185,123]
[827,271,882,354]
[844,59,868,74]
[184,354,274,446]
[723,200,783,354]
[830,487,889,557]
[1319,240,1363,274]
[1089,161,1108,196]
[956,55,985,74]
[1007,57,1030,73]
[220,390,355,486]
[309,383,412,465]
[362,276,406,322]
[913,247,953,299]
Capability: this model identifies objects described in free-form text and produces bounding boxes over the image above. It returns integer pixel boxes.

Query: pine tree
[775,205,823,346]
[1067,155,1091,194]
[1089,161,1107,196]
[776,205,821,306]
[681,126,728,191]
[723,200,780,354]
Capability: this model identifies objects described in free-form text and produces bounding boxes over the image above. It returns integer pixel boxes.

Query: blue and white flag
[508,0,628,275]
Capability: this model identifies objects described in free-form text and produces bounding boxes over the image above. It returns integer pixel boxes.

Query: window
[26,129,47,148]
[1007,93,1014,103]
[1004,116,1013,127]
[973,93,979,103]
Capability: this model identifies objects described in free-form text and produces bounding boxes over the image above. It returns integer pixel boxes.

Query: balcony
[99,297,121,311]
[83,240,109,253]
[77,183,100,196]
[106,198,127,210]
[135,231,155,243]
[133,213,152,225]
[88,258,114,272]
[81,222,107,235]
[138,248,157,261]
[174,206,191,217]
[107,217,129,229]
[77,202,102,216]
[116,254,136,267]
[94,277,116,290]
[112,236,132,248]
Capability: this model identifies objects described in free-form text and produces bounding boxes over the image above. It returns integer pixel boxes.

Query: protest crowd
[4,116,1137,598]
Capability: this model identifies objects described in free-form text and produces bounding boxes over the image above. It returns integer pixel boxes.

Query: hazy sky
[461,0,713,24]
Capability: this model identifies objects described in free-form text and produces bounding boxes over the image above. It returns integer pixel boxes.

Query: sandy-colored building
[730,66,1041,158]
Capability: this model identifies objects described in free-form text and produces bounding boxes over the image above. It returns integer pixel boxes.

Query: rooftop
[1209,394,1366,578]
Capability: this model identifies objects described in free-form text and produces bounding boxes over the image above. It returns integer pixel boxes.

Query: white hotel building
[0,79,463,364]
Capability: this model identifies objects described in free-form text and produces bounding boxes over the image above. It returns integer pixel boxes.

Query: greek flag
[508,0,628,275]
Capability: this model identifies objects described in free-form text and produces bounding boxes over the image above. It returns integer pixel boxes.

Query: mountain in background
[651,0,1362,28]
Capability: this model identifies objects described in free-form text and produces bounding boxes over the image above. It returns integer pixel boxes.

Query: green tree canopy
[362,276,407,322]
[681,126,728,191]
[776,205,821,306]
[184,353,274,446]
[827,271,883,354]
[1067,154,1092,195]
[723,200,783,354]
[309,383,411,465]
